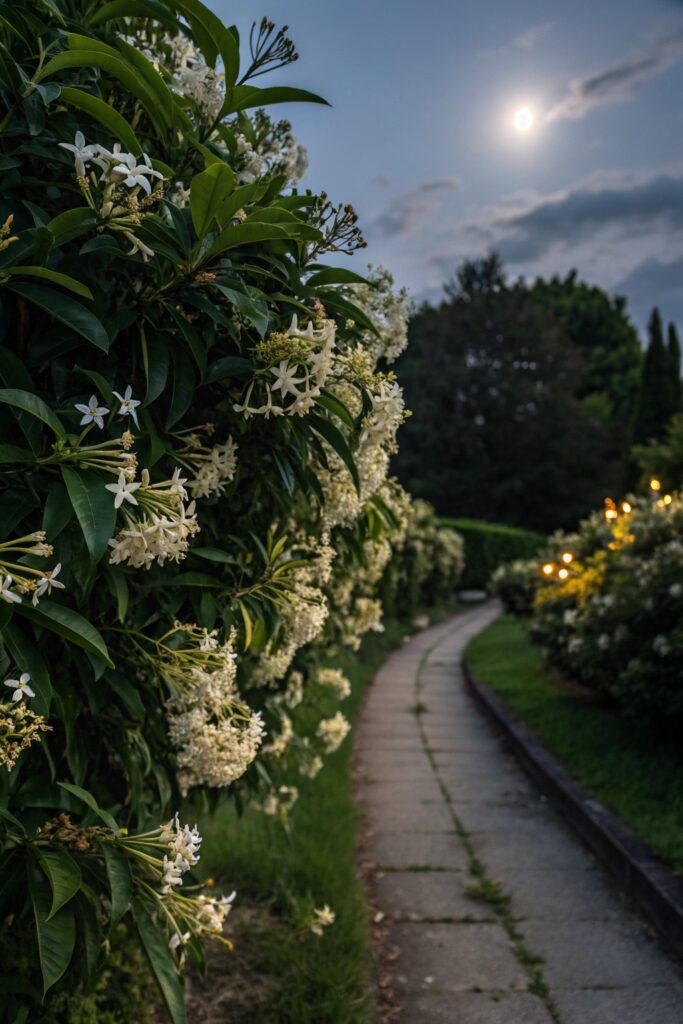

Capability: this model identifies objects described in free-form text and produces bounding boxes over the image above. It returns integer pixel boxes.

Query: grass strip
[465,615,683,875]
[194,609,456,1023]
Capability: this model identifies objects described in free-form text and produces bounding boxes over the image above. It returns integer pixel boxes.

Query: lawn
[465,615,683,875]
[194,609,456,1023]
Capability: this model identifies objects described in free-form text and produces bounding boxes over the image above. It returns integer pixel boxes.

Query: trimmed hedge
[440,518,544,589]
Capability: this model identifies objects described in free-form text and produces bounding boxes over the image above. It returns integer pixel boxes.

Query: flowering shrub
[495,493,683,719]
[0,3,463,1019]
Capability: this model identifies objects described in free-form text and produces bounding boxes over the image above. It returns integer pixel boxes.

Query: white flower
[669,582,683,599]
[270,360,305,399]
[111,152,163,194]
[58,131,99,176]
[653,634,671,657]
[74,394,109,429]
[310,905,335,936]
[4,672,34,702]
[112,385,141,427]
[0,574,22,604]
[32,563,65,606]
[160,854,186,894]
[105,470,141,509]
[124,232,156,261]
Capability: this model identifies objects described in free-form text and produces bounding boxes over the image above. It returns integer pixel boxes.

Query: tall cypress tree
[667,322,682,418]
[632,308,672,444]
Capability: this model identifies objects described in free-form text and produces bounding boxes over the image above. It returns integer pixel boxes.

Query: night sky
[210,0,683,335]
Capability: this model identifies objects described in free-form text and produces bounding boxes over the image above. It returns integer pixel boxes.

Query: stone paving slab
[374,869,484,920]
[364,829,469,870]
[355,605,683,1023]
[398,991,556,1024]
[387,921,527,992]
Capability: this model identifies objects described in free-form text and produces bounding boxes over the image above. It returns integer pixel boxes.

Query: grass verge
[193,607,457,1024]
[465,615,683,875]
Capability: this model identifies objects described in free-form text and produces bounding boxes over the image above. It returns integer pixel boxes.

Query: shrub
[490,558,539,617]
[440,518,544,589]
[505,494,683,720]
[0,4,460,1019]
[380,500,465,618]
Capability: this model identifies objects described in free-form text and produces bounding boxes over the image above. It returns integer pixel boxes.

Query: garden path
[356,603,683,1024]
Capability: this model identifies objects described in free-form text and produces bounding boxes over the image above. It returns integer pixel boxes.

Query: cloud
[492,172,683,261]
[372,178,461,239]
[478,21,552,60]
[370,174,390,188]
[546,33,683,122]
[615,255,683,324]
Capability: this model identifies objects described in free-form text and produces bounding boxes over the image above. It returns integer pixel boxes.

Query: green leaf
[168,309,206,375]
[309,413,360,492]
[203,355,252,385]
[165,348,195,428]
[103,845,133,926]
[211,283,269,338]
[306,266,369,288]
[142,334,170,407]
[1,266,93,300]
[0,806,27,835]
[150,571,222,588]
[205,221,291,261]
[316,390,355,428]
[189,162,236,239]
[31,877,76,996]
[0,443,33,462]
[222,84,329,116]
[170,0,239,83]
[58,86,143,155]
[0,388,65,439]
[57,783,119,832]
[105,567,129,622]
[3,622,52,715]
[37,849,81,920]
[73,365,114,406]
[43,481,75,540]
[61,467,116,562]
[7,283,109,351]
[46,207,97,247]
[87,0,179,30]
[191,547,238,564]
[16,602,113,668]
[133,898,186,1024]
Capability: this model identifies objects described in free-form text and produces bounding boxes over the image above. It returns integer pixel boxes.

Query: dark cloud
[373,178,460,239]
[616,255,683,326]
[494,173,683,262]
[546,34,683,121]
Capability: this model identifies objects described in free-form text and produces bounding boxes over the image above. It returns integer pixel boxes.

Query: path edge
[462,659,683,961]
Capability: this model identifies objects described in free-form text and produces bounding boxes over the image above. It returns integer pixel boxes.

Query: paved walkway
[355,604,683,1024]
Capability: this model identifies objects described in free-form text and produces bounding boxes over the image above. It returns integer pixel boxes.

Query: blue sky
[210,0,683,334]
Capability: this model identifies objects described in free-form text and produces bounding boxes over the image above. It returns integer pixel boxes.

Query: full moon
[513,107,534,132]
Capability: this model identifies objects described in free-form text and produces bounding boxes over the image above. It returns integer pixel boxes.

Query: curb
[462,659,683,961]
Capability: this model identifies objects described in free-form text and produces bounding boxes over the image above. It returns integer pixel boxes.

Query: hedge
[440,518,544,589]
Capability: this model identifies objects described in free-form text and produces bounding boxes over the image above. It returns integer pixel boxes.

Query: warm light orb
[561,552,573,564]
[558,568,569,580]
[650,478,661,492]
[621,501,632,514]
[513,107,534,132]
[542,563,554,576]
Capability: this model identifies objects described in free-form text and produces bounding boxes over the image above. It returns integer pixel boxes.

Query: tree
[632,308,675,445]
[394,265,623,533]
[530,270,642,423]
[666,322,682,419]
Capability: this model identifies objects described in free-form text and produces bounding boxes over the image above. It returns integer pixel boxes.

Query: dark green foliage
[439,518,543,589]
[666,322,681,419]
[632,308,676,445]
[530,270,642,421]
[394,258,640,533]
[633,411,683,490]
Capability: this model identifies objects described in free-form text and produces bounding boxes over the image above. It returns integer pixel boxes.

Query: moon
[513,107,534,132]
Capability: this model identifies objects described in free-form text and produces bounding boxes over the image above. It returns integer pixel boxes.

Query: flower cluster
[499,491,683,718]
[107,468,200,569]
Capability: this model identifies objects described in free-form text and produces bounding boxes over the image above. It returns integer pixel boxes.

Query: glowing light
[561,552,573,564]
[605,509,618,520]
[664,494,672,505]
[650,478,661,492]
[542,563,554,576]
[621,501,632,514]
[558,568,569,580]
[513,107,534,132]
